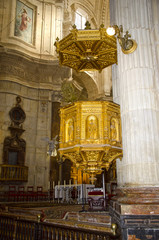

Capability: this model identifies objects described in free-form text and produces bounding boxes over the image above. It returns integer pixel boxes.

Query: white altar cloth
[54,184,95,203]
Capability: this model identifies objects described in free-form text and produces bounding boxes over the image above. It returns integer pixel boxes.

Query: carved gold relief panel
[80,102,103,144]
[65,118,74,142]
[86,115,98,140]
[60,104,78,148]
[59,101,122,147]
[110,117,119,142]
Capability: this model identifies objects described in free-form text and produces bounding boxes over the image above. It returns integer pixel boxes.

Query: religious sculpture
[110,118,118,142]
[66,119,74,142]
[86,115,98,139]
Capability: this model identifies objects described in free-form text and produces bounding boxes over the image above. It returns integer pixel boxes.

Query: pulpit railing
[0,213,121,240]
[0,164,28,181]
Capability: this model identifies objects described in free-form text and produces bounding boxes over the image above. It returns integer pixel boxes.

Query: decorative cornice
[0,46,59,65]
[0,48,70,90]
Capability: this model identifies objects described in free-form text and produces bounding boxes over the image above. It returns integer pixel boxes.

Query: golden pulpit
[59,101,122,184]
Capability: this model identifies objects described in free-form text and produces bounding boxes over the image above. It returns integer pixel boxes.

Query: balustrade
[0,213,120,240]
[0,164,28,182]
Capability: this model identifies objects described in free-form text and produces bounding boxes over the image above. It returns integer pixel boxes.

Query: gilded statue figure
[67,119,74,142]
[110,118,117,141]
[86,116,98,139]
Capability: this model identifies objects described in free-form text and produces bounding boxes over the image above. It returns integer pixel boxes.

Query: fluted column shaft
[111,0,159,187]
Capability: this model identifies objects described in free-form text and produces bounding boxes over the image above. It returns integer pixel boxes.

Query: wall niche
[3,96,26,166]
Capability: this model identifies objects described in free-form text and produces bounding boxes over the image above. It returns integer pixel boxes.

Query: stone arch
[69,0,110,31]
[70,2,97,28]
[73,71,99,100]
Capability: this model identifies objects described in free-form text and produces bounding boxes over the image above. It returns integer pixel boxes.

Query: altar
[54,184,95,203]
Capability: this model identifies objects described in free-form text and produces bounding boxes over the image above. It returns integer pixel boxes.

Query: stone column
[112,0,159,197]
[110,0,159,239]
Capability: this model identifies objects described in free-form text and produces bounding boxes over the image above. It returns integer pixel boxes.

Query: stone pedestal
[110,188,159,240]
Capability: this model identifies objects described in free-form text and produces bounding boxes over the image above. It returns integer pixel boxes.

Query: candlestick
[48,181,50,190]
[75,180,77,187]
[69,179,71,187]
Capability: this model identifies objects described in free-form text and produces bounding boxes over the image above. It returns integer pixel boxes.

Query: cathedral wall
[0,80,53,190]
[0,0,63,60]
[0,0,114,191]
[0,47,69,191]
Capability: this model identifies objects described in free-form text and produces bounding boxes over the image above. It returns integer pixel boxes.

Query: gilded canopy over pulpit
[59,101,122,184]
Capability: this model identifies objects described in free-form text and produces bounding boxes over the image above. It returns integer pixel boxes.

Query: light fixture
[106,27,116,36]
[54,22,117,72]
[106,25,137,54]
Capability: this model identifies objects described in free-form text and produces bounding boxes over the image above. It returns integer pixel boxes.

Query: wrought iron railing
[0,164,28,181]
[0,214,121,240]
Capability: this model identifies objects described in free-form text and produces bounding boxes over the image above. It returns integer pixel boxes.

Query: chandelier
[54,22,117,72]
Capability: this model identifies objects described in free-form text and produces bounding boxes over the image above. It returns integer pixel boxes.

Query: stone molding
[115,187,159,205]
[109,204,159,240]
[0,49,70,90]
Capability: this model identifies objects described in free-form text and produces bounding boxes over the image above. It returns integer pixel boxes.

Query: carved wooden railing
[0,164,28,181]
[0,213,121,240]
